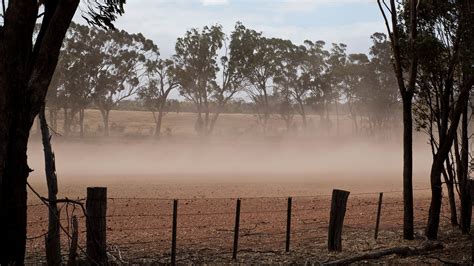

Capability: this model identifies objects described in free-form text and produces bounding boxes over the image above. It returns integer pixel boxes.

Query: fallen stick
[324,241,443,265]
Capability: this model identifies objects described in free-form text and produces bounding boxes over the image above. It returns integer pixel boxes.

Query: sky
[74,0,386,59]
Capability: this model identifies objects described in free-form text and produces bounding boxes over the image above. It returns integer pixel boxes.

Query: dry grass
[35,109,405,140]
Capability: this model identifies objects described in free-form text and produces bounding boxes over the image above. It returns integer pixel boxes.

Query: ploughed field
[23,134,468,263]
[25,184,467,264]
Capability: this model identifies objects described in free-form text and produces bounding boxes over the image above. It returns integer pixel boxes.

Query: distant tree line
[45,22,401,138]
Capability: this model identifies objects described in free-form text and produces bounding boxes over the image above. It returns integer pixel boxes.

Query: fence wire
[25,187,460,264]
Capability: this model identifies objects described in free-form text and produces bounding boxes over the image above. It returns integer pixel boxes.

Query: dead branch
[324,241,443,265]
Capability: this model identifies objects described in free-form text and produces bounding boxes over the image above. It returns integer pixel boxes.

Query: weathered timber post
[40,105,61,266]
[171,199,178,266]
[67,216,78,266]
[470,180,474,262]
[286,197,292,252]
[232,198,241,260]
[328,189,350,252]
[86,187,107,265]
[374,192,384,240]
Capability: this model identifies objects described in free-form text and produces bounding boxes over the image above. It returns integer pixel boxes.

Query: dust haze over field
[26,136,432,198]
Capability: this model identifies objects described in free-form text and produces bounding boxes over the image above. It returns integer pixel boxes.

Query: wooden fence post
[328,189,350,252]
[470,180,474,262]
[374,192,383,240]
[67,216,78,266]
[286,197,292,252]
[232,198,241,260]
[86,187,107,265]
[171,199,178,266]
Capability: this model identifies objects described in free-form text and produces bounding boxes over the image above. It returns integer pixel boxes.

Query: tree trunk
[100,109,110,137]
[79,108,85,138]
[40,105,61,265]
[0,105,35,264]
[460,106,471,233]
[335,100,340,137]
[0,0,80,263]
[208,107,222,136]
[154,108,164,138]
[36,116,41,136]
[442,163,458,226]
[262,86,269,136]
[349,104,358,136]
[426,157,443,240]
[402,96,414,240]
[49,108,58,132]
[297,101,307,130]
[63,108,69,136]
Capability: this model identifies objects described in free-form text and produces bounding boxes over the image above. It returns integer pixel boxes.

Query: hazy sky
[75,0,385,59]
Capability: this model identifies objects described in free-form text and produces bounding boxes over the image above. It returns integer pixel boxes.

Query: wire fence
[25,187,456,264]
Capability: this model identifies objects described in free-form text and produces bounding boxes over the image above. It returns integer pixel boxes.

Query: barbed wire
[26,186,458,263]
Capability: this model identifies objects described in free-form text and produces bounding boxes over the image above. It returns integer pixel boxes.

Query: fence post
[286,197,292,252]
[171,199,178,266]
[374,192,383,240]
[328,189,350,252]
[232,198,241,260]
[470,180,474,263]
[86,187,107,265]
[67,216,78,266]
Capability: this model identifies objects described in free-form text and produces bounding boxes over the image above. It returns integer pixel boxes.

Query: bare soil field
[23,114,469,264]
[25,189,468,264]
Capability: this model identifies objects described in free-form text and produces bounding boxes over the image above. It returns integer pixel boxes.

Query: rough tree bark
[459,106,471,233]
[402,96,414,239]
[378,0,419,240]
[0,1,80,263]
[425,0,474,239]
[426,86,470,239]
[443,158,458,226]
[39,105,61,265]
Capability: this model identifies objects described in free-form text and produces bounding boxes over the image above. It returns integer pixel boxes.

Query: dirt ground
[23,136,471,264]
[25,189,469,264]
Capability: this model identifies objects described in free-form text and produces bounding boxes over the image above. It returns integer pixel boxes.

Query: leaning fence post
[232,198,241,260]
[374,192,384,240]
[328,189,350,252]
[286,197,292,252]
[171,199,178,266]
[86,187,107,265]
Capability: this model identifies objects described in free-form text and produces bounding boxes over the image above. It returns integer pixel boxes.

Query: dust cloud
[26,137,432,198]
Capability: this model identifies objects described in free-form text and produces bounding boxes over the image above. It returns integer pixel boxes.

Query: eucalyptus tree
[378,0,420,240]
[92,29,158,136]
[342,53,370,135]
[273,42,319,131]
[0,1,125,263]
[49,22,98,137]
[364,33,399,136]
[302,40,331,132]
[325,43,347,136]
[138,58,179,138]
[175,24,244,136]
[412,0,473,239]
[230,23,292,134]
